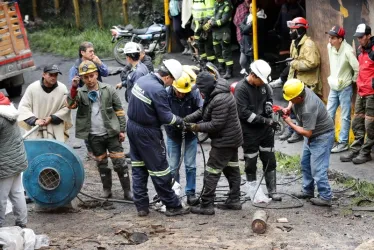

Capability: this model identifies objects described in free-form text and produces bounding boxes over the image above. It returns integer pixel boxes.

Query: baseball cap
[43,64,62,74]
[325,25,345,38]
[354,23,371,37]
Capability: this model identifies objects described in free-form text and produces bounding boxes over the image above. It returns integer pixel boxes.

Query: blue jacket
[127,73,182,129]
[165,87,203,143]
[123,62,149,102]
[68,58,109,88]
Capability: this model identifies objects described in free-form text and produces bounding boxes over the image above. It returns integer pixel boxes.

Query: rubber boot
[223,65,233,79]
[190,203,215,215]
[165,205,191,216]
[117,170,133,201]
[99,169,112,198]
[187,194,200,206]
[264,170,282,201]
[218,63,226,75]
[216,197,242,210]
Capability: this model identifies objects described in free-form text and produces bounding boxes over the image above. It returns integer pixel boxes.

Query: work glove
[264,118,280,131]
[185,123,199,132]
[203,22,211,31]
[264,104,273,117]
[174,116,185,130]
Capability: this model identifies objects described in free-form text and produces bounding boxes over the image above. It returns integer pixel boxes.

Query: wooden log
[251,210,268,234]
[72,0,80,29]
[54,0,60,15]
[95,0,103,29]
[32,0,38,19]
[122,0,128,25]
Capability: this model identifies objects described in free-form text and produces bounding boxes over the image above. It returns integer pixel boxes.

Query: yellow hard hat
[172,72,192,93]
[182,65,199,85]
[78,60,98,76]
[283,78,305,101]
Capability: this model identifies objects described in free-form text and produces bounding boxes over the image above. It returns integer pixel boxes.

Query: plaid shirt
[233,2,249,43]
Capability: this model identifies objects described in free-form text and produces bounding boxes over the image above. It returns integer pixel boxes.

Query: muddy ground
[2,53,374,249]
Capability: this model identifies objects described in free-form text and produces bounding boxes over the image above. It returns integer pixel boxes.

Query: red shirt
[357,44,374,97]
[233,2,249,43]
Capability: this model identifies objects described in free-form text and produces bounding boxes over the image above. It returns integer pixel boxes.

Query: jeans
[300,130,335,200]
[167,137,198,196]
[239,52,251,71]
[326,85,353,144]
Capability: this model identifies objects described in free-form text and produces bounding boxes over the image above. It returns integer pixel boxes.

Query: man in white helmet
[234,59,282,202]
[126,59,190,217]
[116,42,149,102]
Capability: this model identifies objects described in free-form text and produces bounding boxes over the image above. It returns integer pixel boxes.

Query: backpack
[169,0,180,17]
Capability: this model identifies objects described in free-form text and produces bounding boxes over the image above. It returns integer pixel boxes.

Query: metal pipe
[22,125,40,140]
[251,0,258,61]
[164,0,172,52]
[122,0,129,25]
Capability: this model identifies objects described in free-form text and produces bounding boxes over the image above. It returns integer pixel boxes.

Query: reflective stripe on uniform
[115,110,125,117]
[213,41,220,45]
[148,167,171,177]
[225,61,234,65]
[216,20,222,26]
[259,146,274,152]
[194,35,200,40]
[132,161,145,167]
[200,53,207,58]
[169,115,177,125]
[247,113,256,123]
[207,55,216,60]
[244,152,259,159]
[227,161,239,167]
[206,166,222,174]
[217,58,224,63]
[109,152,125,159]
[132,84,152,105]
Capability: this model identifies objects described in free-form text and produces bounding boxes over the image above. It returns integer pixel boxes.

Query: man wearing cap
[282,79,335,206]
[18,65,72,142]
[183,71,243,215]
[66,60,132,201]
[165,72,203,206]
[235,60,282,202]
[340,23,374,164]
[326,25,359,153]
[126,59,190,217]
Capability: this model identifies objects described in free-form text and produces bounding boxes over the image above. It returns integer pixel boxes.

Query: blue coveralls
[122,61,149,102]
[127,73,182,212]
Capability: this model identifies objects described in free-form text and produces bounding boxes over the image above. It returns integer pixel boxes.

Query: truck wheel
[6,85,22,97]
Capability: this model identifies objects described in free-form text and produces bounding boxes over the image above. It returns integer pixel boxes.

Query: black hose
[79,190,134,204]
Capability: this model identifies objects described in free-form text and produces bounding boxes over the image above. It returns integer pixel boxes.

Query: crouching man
[184,71,243,215]
[66,60,132,200]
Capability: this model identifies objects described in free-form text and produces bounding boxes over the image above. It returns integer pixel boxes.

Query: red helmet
[287,17,309,29]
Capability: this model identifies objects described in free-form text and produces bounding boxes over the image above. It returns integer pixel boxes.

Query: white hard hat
[163,59,183,80]
[124,42,140,54]
[250,59,272,84]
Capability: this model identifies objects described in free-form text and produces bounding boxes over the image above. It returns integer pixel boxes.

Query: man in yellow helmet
[165,72,203,206]
[282,79,335,207]
[66,60,132,201]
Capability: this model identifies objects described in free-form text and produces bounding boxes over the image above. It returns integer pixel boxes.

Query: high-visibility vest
[192,0,215,21]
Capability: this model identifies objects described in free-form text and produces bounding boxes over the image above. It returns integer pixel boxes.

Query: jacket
[127,73,182,128]
[123,62,149,102]
[68,58,109,88]
[288,34,322,96]
[356,36,374,97]
[233,1,249,43]
[66,82,126,139]
[165,87,203,143]
[240,10,267,58]
[327,40,359,91]
[142,55,154,73]
[0,104,27,179]
[184,78,243,148]
[192,0,215,33]
[211,0,233,32]
[234,77,273,131]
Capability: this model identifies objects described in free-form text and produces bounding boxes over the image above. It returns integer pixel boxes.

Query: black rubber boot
[99,169,112,198]
[216,197,242,210]
[340,151,359,162]
[264,170,282,201]
[352,153,372,165]
[187,194,200,206]
[223,65,233,79]
[218,63,226,75]
[165,205,190,216]
[191,203,215,215]
[117,170,133,201]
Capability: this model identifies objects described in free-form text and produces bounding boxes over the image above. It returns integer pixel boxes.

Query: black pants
[172,14,193,40]
[201,147,241,206]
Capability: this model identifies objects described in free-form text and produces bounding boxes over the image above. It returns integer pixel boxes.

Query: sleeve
[66,89,80,109]
[50,115,63,125]
[184,108,203,123]
[240,17,252,35]
[98,62,109,77]
[235,85,266,124]
[266,85,273,105]
[143,57,154,73]
[24,116,37,126]
[111,87,127,132]
[233,4,242,26]
[198,97,227,133]
[17,86,37,122]
[346,49,359,82]
[291,41,320,72]
[154,89,182,125]
[68,66,78,88]
[368,45,374,61]
[301,112,317,131]
[212,3,233,27]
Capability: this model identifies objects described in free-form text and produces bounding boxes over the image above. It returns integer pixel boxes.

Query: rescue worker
[66,61,132,201]
[340,24,374,164]
[204,0,234,79]
[235,60,282,202]
[279,17,322,143]
[184,72,243,215]
[192,0,216,66]
[116,42,149,103]
[282,79,335,206]
[126,59,190,217]
[165,72,203,205]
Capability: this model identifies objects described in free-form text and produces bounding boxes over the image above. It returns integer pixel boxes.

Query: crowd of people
[0,0,373,228]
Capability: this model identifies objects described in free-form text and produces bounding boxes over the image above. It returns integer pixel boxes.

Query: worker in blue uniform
[126,59,190,217]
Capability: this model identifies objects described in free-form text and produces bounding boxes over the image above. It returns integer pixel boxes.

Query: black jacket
[234,77,273,131]
[240,13,267,58]
[184,78,243,148]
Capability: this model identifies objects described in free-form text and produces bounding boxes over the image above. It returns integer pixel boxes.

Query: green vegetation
[29,27,114,58]
[275,151,301,175]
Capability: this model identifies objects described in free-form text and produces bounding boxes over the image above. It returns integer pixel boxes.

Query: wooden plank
[2,4,18,54]
[0,42,12,51]
[0,47,12,56]
[0,27,9,34]
[0,20,6,27]
[0,37,11,47]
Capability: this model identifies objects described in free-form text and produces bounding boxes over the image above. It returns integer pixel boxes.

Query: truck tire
[5,74,24,97]
[6,85,22,97]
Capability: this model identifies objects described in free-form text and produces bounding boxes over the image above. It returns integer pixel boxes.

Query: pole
[22,125,40,140]
[54,0,60,15]
[32,0,38,19]
[251,0,258,60]
[72,0,81,29]
[164,0,172,53]
[122,0,129,25]
[96,0,103,29]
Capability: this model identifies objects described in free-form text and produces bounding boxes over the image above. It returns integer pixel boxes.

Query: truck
[0,1,35,97]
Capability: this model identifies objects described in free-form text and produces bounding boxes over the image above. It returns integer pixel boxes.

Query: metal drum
[23,139,85,208]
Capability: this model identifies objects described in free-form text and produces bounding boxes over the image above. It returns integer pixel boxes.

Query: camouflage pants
[351,94,374,155]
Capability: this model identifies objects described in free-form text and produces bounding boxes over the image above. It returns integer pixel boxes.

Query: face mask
[290,30,299,40]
